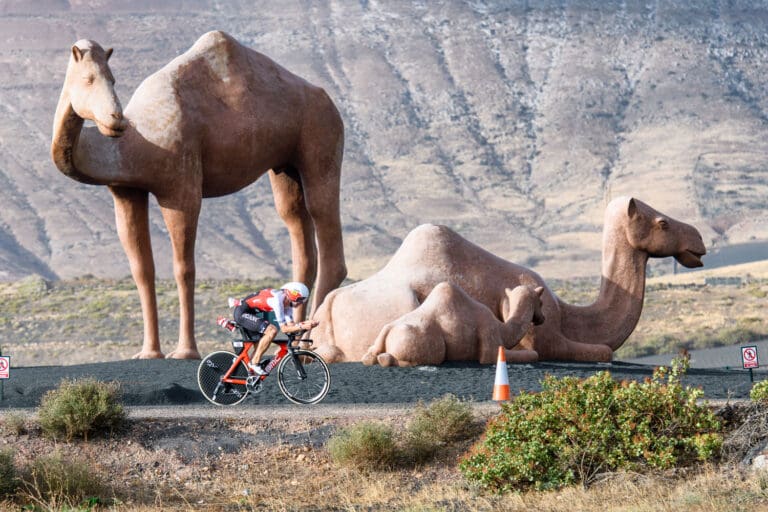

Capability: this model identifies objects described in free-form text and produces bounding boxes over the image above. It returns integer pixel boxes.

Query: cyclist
[232,281,318,376]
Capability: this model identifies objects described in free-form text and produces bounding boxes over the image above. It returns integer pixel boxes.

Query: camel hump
[390,224,506,276]
[403,223,456,247]
[389,224,465,266]
[191,30,238,53]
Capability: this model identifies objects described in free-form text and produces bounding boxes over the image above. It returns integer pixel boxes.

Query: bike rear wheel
[197,351,249,406]
[277,350,331,405]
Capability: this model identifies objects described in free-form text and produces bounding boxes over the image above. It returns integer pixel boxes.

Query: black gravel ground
[0,357,762,409]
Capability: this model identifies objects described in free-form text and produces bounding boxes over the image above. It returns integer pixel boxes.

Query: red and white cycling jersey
[244,288,295,325]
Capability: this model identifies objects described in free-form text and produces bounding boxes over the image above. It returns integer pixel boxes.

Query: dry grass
[1,270,767,366]
[550,270,768,359]
[2,407,768,511]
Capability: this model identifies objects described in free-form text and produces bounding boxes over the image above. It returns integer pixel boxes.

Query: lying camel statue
[51,31,347,359]
[311,197,706,363]
[361,282,545,367]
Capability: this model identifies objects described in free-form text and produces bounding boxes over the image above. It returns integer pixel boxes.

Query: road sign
[0,356,9,379]
[742,345,759,369]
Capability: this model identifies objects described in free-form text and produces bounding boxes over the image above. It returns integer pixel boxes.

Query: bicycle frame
[201,317,330,406]
[219,326,305,387]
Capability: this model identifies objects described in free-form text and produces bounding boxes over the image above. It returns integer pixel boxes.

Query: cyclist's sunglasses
[290,296,308,306]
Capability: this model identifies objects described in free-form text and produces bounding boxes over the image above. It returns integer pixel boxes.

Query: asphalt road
[0,356,762,410]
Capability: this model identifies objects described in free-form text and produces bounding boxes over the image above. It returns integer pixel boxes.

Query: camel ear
[105,48,113,61]
[534,286,545,297]
[72,45,84,62]
[627,198,638,219]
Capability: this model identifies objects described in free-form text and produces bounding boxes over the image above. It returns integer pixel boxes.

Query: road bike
[197,316,331,406]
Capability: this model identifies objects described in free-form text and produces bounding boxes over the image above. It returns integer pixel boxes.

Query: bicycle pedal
[246,376,263,394]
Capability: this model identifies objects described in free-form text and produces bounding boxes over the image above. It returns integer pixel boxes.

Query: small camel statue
[51,31,347,359]
[361,282,545,367]
[310,197,706,363]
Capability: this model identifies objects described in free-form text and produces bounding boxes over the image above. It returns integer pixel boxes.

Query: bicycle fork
[288,351,309,380]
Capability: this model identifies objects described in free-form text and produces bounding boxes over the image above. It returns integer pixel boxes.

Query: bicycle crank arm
[246,376,263,394]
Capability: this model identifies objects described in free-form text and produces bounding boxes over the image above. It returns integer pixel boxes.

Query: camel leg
[309,288,346,362]
[538,330,613,362]
[504,348,539,363]
[379,323,446,367]
[110,186,163,359]
[296,114,347,315]
[364,315,447,367]
[158,191,202,360]
[269,167,317,322]
[362,323,393,366]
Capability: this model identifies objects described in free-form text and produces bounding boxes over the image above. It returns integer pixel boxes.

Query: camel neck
[51,94,120,186]
[557,220,648,350]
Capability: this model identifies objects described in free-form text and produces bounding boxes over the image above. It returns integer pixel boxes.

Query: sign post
[742,345,759,383]
[0,346,8,401]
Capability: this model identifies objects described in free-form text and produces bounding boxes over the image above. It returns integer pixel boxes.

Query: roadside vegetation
[1,378,123,510]
[460,357,721,491]
[328,394,476,469]
[1,273,768,509]
[3,370,768,510]
[37,378,126,442]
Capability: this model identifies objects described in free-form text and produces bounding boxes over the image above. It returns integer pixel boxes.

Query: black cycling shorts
[234,305,271,337]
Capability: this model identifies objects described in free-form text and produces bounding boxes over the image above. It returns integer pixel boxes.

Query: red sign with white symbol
[742,346,759,369]
[0,356,9,379]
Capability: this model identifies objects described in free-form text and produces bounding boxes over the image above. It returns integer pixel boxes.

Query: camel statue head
[63,40,126,137]
[610,197,706,268]
[502,285,546,327]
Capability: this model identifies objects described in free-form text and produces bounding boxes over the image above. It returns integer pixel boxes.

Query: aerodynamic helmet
[282,281,310,304]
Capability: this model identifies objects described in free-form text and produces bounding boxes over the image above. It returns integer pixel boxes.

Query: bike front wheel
[197,351,250,406]
[276,350,331,405]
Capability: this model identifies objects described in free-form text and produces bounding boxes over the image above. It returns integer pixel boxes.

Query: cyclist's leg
[233,307,275,370]
[252,323,278,367]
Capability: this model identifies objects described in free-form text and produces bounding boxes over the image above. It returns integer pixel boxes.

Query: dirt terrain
[1,388,764,510]
[1,407,464,510]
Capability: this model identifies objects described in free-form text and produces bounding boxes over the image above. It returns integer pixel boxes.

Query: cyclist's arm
[269,292,316,333]
[279,317,319,333]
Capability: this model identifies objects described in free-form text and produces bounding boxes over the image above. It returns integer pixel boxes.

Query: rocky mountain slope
[0,0,767,284]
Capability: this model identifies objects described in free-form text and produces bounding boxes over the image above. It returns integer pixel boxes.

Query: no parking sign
[742,346,759,369]
[0,356,9,379]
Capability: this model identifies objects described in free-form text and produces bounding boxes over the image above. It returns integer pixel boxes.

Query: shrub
[38,378,126,441]
[460,357,722,491]
[403,394,475,463]
[0,449,18,499]
[1,412,28,435]
[751,380,768,402]
[19,452,107,509]
[327,421,397,470]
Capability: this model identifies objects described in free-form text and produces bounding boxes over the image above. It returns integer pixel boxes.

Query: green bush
[404,394,475,463]
[327,422,397,470]
[38,378,126,441]
[19,452,107,509]
[460,357,722,491]
[0,449,18,499]
[750,380,768,402]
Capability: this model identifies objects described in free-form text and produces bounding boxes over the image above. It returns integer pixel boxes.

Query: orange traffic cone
[492,346,511,401]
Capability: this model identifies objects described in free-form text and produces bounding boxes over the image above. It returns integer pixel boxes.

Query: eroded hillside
[0,0,766,282]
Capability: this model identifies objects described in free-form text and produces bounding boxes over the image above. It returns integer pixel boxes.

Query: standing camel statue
[51,31,347,359]
[311,197,706,363]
